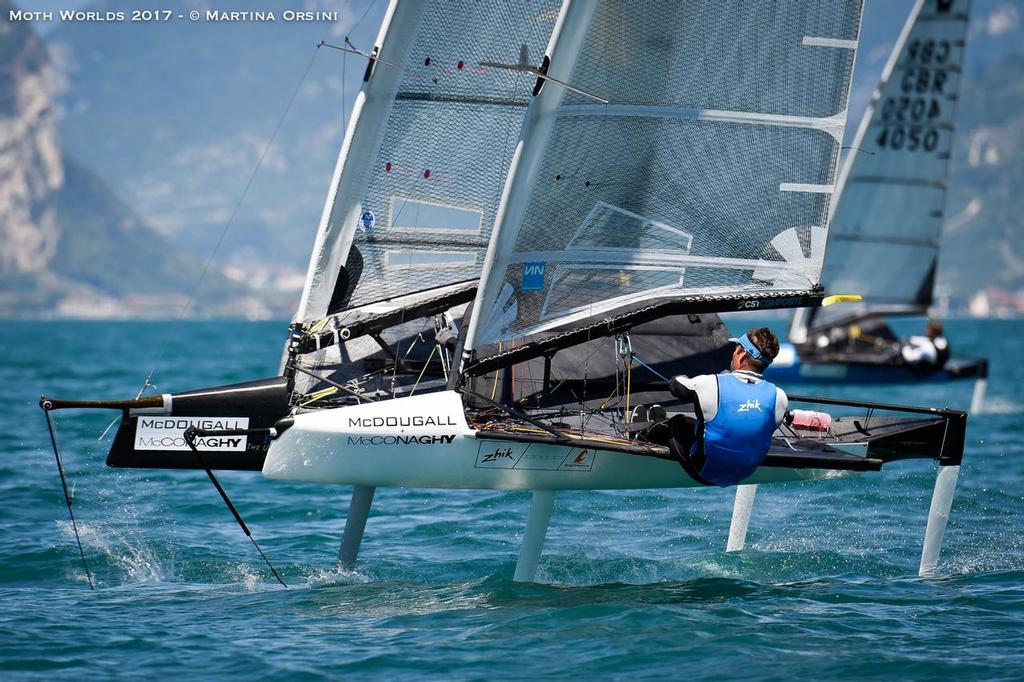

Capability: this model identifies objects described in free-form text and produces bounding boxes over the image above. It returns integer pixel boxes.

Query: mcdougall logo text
[348,415,458,428]
[139,418,246,430]
[347,435,456,446]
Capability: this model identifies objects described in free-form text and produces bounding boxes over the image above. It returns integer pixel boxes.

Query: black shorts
[667,415,710,485]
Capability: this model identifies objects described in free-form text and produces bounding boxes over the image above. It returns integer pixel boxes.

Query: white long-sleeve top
[671,370,788,425]
[901,335,948,365]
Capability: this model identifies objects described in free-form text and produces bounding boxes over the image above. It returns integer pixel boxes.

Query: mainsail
[463,0,864,362]
[286,0,560,387]
[798,0,970,338]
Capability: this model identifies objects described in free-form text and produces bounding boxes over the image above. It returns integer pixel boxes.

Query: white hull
[263,392,838,490]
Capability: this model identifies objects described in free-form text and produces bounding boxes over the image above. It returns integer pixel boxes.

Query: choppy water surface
[1,319,1021,679]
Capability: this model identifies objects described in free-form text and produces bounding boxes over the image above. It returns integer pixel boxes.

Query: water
[1,319,1021,679]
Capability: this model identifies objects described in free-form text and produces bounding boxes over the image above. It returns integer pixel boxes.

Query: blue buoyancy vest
[698,373,778,487]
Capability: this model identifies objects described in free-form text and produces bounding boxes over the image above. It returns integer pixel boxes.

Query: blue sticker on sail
[521,262,545,291]
[360,210,375,233]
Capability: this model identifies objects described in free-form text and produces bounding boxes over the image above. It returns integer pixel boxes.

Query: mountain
[0,3,61,285]
[47,0,380,279]
[11,0,1024,317]
[0,1,249,318]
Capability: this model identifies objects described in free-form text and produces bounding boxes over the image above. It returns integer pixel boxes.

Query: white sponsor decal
[135,416,249,452]
[474,444,596,472]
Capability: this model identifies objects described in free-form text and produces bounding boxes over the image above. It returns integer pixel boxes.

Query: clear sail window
[389,197,483,234]
[540,265,685,322]
[568,202,693,253]
[384,250,477,270]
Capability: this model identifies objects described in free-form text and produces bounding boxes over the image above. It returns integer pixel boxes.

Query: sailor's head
[728,327,780,373]
[925,319,944,339]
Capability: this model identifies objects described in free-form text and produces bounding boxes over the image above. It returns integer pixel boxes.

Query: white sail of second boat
[792,0,971,341]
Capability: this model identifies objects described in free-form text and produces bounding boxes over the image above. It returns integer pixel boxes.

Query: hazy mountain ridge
[0,7,61,278]
[0,0,247,318]
[943,43,1024,296]
[48,0,370,273]
[5,0,1024,318]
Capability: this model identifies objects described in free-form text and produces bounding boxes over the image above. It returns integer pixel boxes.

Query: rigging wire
[349,0,381,36]
[97,370,154,442]
[631,354,670,382]
[43,409,94,590]
[624,354,633,425]
[490,341,503,401]
[183,428,287,588]
[135,45,323,394]
[409,344,438,396]
[288,363,375,402]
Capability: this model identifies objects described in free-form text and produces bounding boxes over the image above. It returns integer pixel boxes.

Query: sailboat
[765,0,988,407]
[41,0,970,584]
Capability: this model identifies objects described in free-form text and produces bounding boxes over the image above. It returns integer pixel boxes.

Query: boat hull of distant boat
[767,342,988,385]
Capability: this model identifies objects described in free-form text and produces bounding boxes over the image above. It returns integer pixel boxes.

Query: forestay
[464,0,864,353]
[818,0,970,315]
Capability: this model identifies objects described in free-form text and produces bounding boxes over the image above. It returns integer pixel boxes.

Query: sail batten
[557,105,848,139]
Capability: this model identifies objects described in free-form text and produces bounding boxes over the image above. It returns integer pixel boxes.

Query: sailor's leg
[337,484,376,571]
[513,490,555,583]
[919,465,960,577]
[726,484,758,552]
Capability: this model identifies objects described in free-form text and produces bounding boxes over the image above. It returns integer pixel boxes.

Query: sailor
[666,327,788,487]
[900,319,949,371]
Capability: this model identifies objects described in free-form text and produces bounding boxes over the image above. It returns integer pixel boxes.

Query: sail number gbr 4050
[875,37,958,154]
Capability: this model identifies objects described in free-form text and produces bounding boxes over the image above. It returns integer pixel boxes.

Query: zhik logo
[737,399,762,412]
[481,447,515,463]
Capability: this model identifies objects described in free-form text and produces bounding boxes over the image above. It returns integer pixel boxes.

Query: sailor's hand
[669,376,695,402]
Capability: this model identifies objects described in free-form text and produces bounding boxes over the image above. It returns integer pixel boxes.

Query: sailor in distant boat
[900,319,950,373]
[663,328,788,487]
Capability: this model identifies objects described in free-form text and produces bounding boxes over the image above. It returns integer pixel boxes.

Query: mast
[462,0,596,359]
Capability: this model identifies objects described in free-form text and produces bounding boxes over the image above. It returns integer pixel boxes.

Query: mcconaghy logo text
[348,415,458,428]
[347,435,457,446]
[137,436,243,449]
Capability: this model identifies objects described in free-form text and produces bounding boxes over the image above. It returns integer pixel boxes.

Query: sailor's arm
[669,374,718,421]
[774,387,789,426]
[669,376,697,403]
